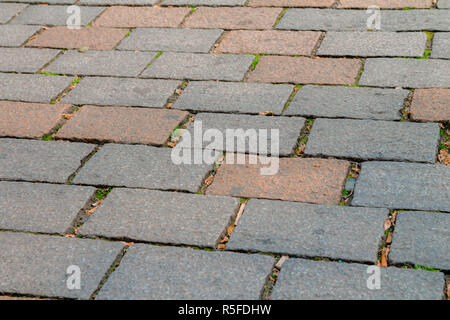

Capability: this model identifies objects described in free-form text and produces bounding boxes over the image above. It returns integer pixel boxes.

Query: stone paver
[182,113,304,156]
[94,6,190,28]
[0,0,448,301]
[73,143,216,192]
[272,259,444,300]
[276,9,450,31]
[0,25,40,47]
[26,26,129,51]
[56,106,188,145]
[184,7,282,30]
[0,181,94,234]
[337,0,433,8]
[318,32,427,57]
[0,73,73,103]
[142,52,254,81]
[216,30,321,55]
[360,58,450,88]
[0,138,95,183]
[63,77,181,107]
[0,232,123,299]
[390,211,450,270]
[208,157,350,205]
[0,48,59,73]
[248,56,361,85]
[0,0,75,3]
[0,3,26,24]
[431,33,450,59]
[353,162,450,212]
[0,101,70,138]
[45,50,156,77]
[96,245,274,300]
[410,89,450,122]
[79,189,239,247]
[227,199,387,262]
[248,0,334,7]
[173,81,293,115]
[10,5,104,26]
[117,28,223,53]
[305,119,440,163]
[438,0,450,8]
[80,0,157,4]
[285,86,408,120]
[163,0,246,5]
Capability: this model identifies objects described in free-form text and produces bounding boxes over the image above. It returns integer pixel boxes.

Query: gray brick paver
[438,0,450,9]
[0,25,40,47]
[360,58,450,88]
[431,33,450,59]
[117,28,223,53]
[182,113,305,156]
[284,85,408,120]
[141,52,254,81]
[72,143,216,192]
[272,259,444,300]
[96,245,274,300]
[0,138,95,183]
[0,232,123,299]
[79,188,239,247]
[45,50,157,77]
[0,48,60,73]
[0,73,73,103]
[0,181,95,234]
[390,211,450,270]
[318,32,427,57]
[0,0,75,3]
[10,5,105,26]
[63,77,181,107]
[353,162,450,212]
[276,9,450,31]
[0,3,27,24]
[227,199,387,262]
[174,81,293,115]
[305,119,440,163]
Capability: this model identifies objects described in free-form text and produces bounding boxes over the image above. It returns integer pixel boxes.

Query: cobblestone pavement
[0,0,449,300]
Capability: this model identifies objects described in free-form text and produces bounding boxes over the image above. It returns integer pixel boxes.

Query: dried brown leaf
[384,219,392,231]
[204,175,214,186]
[380,247,390,267]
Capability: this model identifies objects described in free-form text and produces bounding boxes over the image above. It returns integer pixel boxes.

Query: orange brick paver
[0,101,70,138]
[247,56,362,85]
[94,6,190,28]
[410,89,450,122]
[26,27,129,50]
[216,30,321,55]
[184,7,282,30]
[207,156,351,205]
[56,106,188,146]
